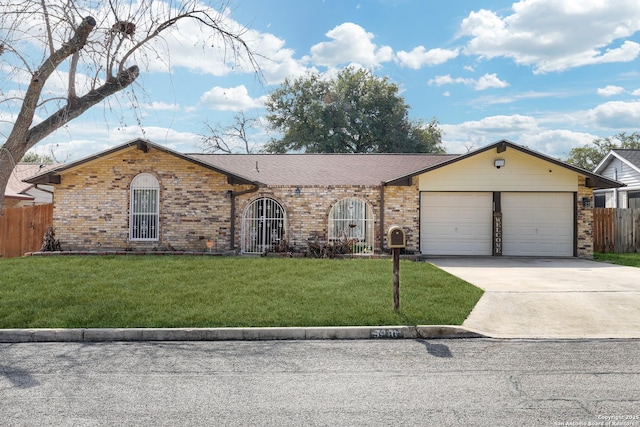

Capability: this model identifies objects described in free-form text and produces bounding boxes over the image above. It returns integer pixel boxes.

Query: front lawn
[0,256,482,329]
[594,252,640,268]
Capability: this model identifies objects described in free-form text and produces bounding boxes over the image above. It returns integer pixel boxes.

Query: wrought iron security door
[242,198,285,253]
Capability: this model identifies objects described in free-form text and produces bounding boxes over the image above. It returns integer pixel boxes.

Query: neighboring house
[25,138,621,258]
[593,149,640,208]
[3,163,58,208]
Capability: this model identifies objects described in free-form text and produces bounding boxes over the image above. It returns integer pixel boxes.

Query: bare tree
[0,0,259,211]
[199,111,258,153]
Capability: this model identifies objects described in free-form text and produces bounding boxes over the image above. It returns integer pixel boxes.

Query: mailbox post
[387,226,406,312]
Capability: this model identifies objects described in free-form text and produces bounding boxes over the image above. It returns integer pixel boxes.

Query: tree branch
[40,0,55,55]
[7,16,96,145]
[27,65,139,146]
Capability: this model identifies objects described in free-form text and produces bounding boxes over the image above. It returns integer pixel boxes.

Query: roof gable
[24,139,254,186]
[388,139,623,189]
[612,149,640,169]
[595,149,640,176]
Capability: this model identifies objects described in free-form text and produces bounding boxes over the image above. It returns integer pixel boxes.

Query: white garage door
[420,192,493,255]
[502,192,573,257]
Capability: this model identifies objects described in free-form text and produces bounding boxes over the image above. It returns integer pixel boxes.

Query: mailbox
[388,226,406,249]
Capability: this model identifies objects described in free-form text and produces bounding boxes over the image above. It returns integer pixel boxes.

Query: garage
[420,191,574,257]
[408,140,624,258]
[420,192,493,255]
[501,192,574,257]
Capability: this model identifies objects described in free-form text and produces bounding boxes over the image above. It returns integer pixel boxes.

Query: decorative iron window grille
[130,173,159,241]
[328,197,374,254]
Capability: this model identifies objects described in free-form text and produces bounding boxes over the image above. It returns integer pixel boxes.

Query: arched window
[130,173,160,241]
[328,197,374,253]
[241,197,286,253]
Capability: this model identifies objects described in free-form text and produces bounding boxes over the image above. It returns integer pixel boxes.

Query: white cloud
[309,23,394,68]
[429,75,461,86]
[241,31,311,84]
[459,0,640,73]
[518,129,598,158]
[396,46,459,69]
[143,102,181,111]
[199,85,267,111]
[429,73,508,91]
[587,101,640,128]
[32,122,204,162]
[475,73,510,90]
[441,114,538,153]
[597,85,625,97]
[632,89,640,96]
[441,115,597,157]
[143,5,298,79]
[455,114,538,133]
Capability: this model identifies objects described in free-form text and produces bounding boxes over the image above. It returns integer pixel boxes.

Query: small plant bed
[0,256,482,329]
[594,252,640,268]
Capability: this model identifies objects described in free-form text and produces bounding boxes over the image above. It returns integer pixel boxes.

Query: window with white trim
[130,173,159,241]
[328,197,374,253]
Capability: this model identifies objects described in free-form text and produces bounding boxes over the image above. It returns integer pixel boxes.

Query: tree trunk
[0,139,31,212]
[0,13,141,213]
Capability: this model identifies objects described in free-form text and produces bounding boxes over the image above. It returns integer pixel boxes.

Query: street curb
[0,325,488,343]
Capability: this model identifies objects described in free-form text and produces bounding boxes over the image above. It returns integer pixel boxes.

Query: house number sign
[493,212,503,256]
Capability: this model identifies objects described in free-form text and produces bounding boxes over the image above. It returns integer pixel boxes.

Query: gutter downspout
[380,182,385,253]
[229,184,260,251]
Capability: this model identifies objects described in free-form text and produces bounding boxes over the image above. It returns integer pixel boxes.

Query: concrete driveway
[426,257,640,339]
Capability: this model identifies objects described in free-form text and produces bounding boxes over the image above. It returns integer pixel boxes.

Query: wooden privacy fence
[0,204,53,258]
[593,208,640,253]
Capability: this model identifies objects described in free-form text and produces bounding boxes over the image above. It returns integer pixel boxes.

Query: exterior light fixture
[494,159,506,169]
[582,197,591,208]
[295,187,301,197]
[226,190,233,199]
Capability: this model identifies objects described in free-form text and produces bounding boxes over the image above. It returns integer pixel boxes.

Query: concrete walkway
[426,257,640,339]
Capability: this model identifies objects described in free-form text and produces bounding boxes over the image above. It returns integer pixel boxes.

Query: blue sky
[8,0,640,162]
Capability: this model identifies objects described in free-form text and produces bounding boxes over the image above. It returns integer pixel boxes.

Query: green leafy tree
[264,67,444,153]
[566,132,640,170]
[21,152,53,164]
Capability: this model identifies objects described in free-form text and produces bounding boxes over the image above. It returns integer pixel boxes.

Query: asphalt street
[1,339,639,426]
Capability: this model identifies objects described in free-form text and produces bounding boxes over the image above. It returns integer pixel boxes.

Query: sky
[5,0,640,162]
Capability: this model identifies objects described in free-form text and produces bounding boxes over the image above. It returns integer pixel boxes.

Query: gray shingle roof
[186,153,458,186]
[612,149,640,170]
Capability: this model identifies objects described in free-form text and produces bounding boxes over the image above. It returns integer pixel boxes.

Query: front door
[242,198,286,253]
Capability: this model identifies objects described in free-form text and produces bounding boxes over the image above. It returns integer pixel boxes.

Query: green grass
[594,252,640,268]
[0,256,482,329]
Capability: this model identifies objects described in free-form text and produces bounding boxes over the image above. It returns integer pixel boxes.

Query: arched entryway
[241,197,286,253]
[328,197,375,254]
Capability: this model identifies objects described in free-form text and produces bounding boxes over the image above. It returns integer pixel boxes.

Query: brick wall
[233,180,421,254]
[381,177,420,252]
[53,147,241,252]
[577,176,594,259]
[235,186,382,253]
[51,147,592,257]
[52,147,421,254]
